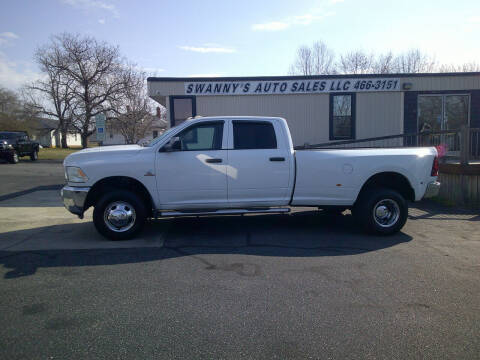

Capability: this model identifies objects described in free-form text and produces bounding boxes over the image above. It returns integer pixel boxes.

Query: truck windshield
[146,127,177,147]
[0,133,17,139]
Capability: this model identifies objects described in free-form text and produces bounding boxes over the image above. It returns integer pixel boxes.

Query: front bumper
[0,148,14,159]
[61,186,90,218]
[423,181,441,198]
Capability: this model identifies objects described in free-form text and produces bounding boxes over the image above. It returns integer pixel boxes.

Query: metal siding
[401,75,480,91]
[148,75,480,97]
[356,92,403,139]
[150,81,184,96]
[148,74,480,144]
[196,94,330,146]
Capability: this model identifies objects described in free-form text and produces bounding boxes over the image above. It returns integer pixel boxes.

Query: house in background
[100,106,168,145]
[28,118,56,146]
[29,117,82,147]
[30,106,167,147]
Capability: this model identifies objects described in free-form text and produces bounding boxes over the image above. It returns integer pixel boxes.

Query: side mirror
[163,136,180,152]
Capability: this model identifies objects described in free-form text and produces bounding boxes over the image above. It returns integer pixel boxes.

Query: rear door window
[233,121,277,149]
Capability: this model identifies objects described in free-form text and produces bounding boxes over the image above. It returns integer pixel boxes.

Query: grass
[38,147,81,160]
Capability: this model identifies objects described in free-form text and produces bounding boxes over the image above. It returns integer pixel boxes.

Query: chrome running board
[159,207,290,217]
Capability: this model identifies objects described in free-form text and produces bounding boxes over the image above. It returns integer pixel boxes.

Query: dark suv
[0,131,40,164]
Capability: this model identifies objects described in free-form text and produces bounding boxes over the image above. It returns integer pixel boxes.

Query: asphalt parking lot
[0,161,479,359]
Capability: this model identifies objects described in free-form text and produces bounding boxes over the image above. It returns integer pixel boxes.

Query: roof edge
[147,72,480,83]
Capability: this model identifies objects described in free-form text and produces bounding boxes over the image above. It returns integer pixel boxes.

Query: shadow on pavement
[408,200,480,222]
[0,211,412,279]
[0,185,63,203]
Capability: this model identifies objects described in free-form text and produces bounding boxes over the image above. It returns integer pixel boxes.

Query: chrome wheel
[373,199,400,228]
[33,151,38,160]
[103,201,136,232]
[13,152,18,163]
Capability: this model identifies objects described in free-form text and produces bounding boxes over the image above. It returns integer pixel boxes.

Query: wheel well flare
[85,176,153,215]
[358,172,415,202]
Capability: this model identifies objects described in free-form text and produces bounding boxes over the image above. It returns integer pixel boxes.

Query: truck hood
[64,144,144,165]
[78,145,142,153]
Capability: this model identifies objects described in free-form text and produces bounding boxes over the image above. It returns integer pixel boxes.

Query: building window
[109,132,113,139]
[233,121,277,149]
[169,96,196,127]
[418,94,470,131]
[153,130,158,138]
[330,93,355,140]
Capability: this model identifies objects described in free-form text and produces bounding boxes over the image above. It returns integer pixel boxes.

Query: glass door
[418,95,443,131]
[445,95,469,130]
[418,94,470,153]
[418,94,470,131]
[169,96,196,127]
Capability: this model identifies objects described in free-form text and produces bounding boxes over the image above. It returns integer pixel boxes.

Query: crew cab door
[226,120,292,207]
[16,134,29,155]
[155,121,228,209]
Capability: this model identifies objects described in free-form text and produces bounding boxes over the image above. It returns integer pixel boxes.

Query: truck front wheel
[353,188,407,235]
[8,151,19,164]
[93,190,147,240]
[30,149,38,161]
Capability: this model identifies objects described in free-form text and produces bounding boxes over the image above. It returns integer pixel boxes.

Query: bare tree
[108,69,156,144]
[38,33,134,148]
[289,46,313,75]
[338,50,374,74]
[289,41,336,75]
[394,49,436,73]
[372,52,396,74]
[459,62,480,72]
[438,62,480,72]
[0,87,21,114]
[288,39,480,76]
[0,87,37,133]
[25,47,76,148]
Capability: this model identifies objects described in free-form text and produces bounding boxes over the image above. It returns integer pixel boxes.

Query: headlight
[66,166,89,183]
[6,144,13,149]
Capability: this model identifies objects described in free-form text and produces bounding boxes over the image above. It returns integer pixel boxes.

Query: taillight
[431,156,439,177]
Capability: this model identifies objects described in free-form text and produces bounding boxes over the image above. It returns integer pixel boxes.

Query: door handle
[269,157,285,162]
[206,158,223,163]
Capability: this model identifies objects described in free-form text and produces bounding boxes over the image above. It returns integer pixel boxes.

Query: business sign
[95,113,106,141]
[185,78,401,96]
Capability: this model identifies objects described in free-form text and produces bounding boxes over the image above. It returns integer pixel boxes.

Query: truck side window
[178,122,223,151]
[233,121,277,150]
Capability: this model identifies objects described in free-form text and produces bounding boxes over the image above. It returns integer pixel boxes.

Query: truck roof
[0,131,27,135]
[186,116,285,122]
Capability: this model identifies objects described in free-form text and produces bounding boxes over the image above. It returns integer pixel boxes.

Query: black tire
[93,190,147,240]
[8,151,19,164]
[30,149,38,161]
[353,187,407,235]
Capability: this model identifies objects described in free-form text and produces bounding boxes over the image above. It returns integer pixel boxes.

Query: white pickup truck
[61,116,440,240]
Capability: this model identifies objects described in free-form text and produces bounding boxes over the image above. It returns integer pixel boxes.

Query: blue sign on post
[95,113,106,142]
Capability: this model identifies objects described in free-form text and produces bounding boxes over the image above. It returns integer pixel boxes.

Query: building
[26,118,82,148]
[147,73,480,147]
[100,107,168,145]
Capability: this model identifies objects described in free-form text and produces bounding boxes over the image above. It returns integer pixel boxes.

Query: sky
[1,0,480,89]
